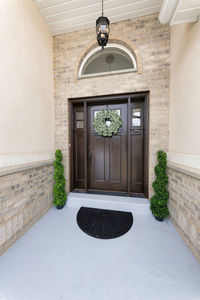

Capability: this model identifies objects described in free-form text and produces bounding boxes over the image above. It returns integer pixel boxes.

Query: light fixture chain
[102,0,104,16]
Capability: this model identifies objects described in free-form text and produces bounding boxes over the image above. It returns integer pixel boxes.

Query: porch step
[67,192,150,215]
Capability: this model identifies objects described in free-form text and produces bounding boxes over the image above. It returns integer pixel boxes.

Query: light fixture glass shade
[96,16,110,48]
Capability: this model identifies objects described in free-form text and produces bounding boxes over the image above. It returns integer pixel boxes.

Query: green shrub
[53,149,67,207]
[150,150,169,219]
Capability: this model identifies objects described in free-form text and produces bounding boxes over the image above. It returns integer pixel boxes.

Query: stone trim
[78,68,137,80]
[167,162,200,180]
[167,152,200,170]
[0,160,53,177]
[0,152,54,169]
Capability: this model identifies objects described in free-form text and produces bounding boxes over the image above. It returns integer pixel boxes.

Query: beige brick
[12,215,18,235]
[168,166,200,261]
[18,213,23,230]
[53,13,170,197]
[5,220,12,240]
[0,164,53,255]
[0,225,6,247]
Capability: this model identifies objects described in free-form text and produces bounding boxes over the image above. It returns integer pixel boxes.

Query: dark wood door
[88,103,127,192]
[71,94,148,197]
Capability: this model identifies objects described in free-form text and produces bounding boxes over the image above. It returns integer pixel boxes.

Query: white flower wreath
[93,109,122,137]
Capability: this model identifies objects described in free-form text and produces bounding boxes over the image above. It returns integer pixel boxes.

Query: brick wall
[0,163,53,255]
[168,166,200,261]
[53,13,170,195]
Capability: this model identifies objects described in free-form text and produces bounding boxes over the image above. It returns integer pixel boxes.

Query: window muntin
[76,111,84,129]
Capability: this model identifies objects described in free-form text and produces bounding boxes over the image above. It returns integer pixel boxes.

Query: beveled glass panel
[132,118,141,127]
[94,110,100,118]
[106,120,111,127]
[132,108,141,117]
[116,109,120,116]
[76,112,84,120]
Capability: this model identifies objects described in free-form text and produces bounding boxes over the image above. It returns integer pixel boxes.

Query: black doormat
[77,207,133,239]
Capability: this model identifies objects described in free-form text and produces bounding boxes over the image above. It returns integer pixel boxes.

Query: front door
[71,94,148,197]
[88,103,127,192]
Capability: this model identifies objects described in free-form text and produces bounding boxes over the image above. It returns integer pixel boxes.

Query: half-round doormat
[77,207,133,239]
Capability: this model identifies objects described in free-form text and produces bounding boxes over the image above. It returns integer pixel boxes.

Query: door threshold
[68,192,150,215]
[72,189,145,198]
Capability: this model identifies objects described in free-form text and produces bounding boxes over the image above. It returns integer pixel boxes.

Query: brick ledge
[167,162,200,180]
[0,160,53,177]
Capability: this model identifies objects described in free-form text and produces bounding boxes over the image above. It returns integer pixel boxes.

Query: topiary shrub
[53,149,67,209]
[150,150,169,221]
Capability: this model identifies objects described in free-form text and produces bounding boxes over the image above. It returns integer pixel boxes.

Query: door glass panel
[132,108,141,117]
[116,109,120,116]
[94,111,100,118]
[76,111,84,129]
[94,109,120,118]
[132,118,141,127]
[76,120,84,129]
[106,120,111,127]
[132,108,141,127]
[76,112,84,120]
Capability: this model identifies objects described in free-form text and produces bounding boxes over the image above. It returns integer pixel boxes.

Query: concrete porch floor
[0,196,200,300]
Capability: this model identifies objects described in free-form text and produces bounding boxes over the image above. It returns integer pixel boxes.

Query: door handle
[88,151,92,162]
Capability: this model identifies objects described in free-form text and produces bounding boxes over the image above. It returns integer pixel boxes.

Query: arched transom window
[78,44,137,78]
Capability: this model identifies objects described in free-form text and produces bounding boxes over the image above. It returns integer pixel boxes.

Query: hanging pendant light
[96,0,110,49]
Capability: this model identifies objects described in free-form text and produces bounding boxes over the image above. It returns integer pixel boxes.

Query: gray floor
[0,204,200,300]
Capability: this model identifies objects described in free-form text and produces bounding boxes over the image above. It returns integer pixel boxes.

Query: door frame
[68,92,149,198]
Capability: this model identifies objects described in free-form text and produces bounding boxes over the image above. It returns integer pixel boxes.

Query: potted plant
[150,150,169,221]
[53,149,67,209]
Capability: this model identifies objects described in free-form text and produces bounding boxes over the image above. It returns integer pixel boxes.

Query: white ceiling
[34,0,200,36]
[159,0,200,26]
[34,0,163,36]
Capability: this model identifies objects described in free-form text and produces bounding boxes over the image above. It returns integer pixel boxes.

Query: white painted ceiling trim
[159,0,200,26]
